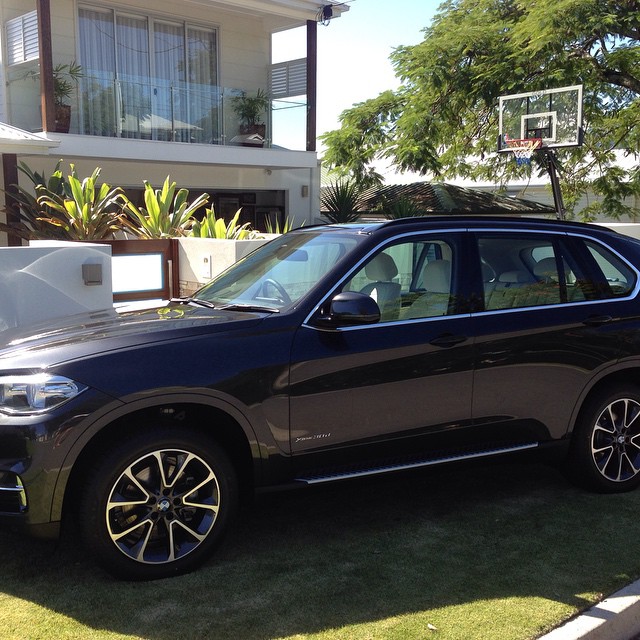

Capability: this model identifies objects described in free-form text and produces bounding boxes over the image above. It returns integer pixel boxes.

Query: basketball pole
[539,148,566,221]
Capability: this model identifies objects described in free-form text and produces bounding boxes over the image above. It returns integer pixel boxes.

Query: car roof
[298,217,622,237]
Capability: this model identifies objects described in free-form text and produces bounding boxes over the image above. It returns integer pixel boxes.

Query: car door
[470,230,633,445]
[288,232,477,462]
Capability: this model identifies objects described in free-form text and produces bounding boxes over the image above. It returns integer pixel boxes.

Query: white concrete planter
[1,242,113,331]
[177,235,278,296]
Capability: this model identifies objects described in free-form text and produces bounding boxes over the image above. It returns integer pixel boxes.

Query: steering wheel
[260,278,291,305]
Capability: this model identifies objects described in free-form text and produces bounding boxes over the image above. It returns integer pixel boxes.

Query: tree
[320,0,640,220]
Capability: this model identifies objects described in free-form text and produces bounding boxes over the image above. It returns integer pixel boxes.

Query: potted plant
[232,89,270,139]
[53,62,83,133]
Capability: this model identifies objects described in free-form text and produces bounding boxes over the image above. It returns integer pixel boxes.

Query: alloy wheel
[106,448,220,564]
[591,398,640,483]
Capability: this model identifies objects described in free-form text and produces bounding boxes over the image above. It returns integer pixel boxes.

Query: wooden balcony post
[306,19,317,152]
[37,0,55,132]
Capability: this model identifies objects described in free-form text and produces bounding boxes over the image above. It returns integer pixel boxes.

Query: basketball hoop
[504,138,543,165]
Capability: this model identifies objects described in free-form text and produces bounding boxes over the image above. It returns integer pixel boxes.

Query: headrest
[422,260,451,293]
[365,253,398,281]
[482,262,496,283]
[498,270,532,284]
[533,257,559,281]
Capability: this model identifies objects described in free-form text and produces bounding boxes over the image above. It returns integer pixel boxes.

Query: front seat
[403,259,451,319]
[359,253,401,320]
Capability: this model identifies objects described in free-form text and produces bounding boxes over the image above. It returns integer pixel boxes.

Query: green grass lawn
[2,461,640,640]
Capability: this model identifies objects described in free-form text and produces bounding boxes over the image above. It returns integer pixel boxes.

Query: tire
[79,427,238,580]
[569,385,640,493]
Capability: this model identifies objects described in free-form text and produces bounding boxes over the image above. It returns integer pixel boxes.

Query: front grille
[0,472,27,513]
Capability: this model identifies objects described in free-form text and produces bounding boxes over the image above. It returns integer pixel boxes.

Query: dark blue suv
[2,216,640,579]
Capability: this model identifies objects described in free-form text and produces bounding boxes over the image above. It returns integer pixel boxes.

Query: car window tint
[478,234,587,311]
[584,240,636,297]
[343,239,454,322]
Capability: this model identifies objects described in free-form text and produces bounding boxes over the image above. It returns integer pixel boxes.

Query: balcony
[77,74,307,151]
[6,68,308,151]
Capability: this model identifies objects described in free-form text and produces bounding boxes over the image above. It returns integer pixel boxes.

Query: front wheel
[79,428,238,580]
[569,385,640,492]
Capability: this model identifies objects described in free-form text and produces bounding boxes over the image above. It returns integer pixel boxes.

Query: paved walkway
[538,578,640,639]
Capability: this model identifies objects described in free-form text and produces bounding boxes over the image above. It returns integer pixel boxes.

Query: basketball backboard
[497,84,583,151]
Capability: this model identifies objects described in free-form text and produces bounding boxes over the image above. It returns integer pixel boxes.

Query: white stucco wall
[0,242,112,330]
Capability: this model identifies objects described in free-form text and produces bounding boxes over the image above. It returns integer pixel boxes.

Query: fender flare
[50,389,264,522]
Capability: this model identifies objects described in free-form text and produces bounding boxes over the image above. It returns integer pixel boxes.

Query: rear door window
[476,233,590,311]
[583,240,636,298]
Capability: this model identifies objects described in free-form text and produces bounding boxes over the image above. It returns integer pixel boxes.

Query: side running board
[295,442,539,485]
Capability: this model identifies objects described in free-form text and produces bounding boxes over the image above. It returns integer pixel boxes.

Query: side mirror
[314,292,381,327]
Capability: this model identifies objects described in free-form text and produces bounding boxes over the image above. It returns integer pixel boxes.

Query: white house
[0,0,348,246]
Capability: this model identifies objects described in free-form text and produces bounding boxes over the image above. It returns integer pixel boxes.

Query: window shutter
[6,11,39,66]
[270,58,307,98]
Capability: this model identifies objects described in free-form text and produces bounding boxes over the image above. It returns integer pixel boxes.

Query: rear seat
[485,270,535,310]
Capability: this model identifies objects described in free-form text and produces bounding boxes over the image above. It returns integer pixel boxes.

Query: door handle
[430,333,468,347]
[582,315,613,327]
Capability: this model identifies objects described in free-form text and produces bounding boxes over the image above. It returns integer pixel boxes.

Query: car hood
[0,303,266,369]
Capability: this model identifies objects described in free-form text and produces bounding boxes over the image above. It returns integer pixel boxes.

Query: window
[478,234,588,311]
[78,5,218,142]
[343,239,454,322]
[5,11,39,66]
[584,240,636,298]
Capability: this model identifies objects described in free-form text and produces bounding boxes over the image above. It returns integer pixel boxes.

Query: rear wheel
[79,427,238,580]
[569,386,640,492]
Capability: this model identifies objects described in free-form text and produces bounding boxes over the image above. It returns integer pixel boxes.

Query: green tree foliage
[321,0,640,219]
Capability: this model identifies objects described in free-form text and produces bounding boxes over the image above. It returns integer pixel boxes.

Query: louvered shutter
[270,58,307,98]
[6,11,39,66]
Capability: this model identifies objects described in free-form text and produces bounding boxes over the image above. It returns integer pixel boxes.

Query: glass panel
[79,7,117,136]
[478,235,583,310]
[116,14,152,139]
[187,27,219,144]
[586,241,636,297]
[197,232,360,310]
[78,6,220,144]
[154,21,188,141]
[112,254,163,293]
[344,240,454,322]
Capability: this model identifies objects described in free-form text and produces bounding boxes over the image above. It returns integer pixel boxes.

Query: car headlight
[0,373,86,415]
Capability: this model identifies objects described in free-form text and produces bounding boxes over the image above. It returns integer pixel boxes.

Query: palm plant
[320,180,363,224]
[190,207,257,239]
[382,195,425,219]
[36,165,126,241]
[120,177,209,238]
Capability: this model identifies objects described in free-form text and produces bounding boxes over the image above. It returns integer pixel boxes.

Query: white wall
[0,242,112,330]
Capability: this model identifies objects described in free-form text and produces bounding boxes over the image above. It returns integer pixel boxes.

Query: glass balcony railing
[77,73,308,151]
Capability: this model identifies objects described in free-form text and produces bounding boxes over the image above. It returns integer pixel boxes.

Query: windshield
[195,229,361,310]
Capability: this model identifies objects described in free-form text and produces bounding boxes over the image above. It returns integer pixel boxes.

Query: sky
[272,0,441,178]
[315,0,440,138]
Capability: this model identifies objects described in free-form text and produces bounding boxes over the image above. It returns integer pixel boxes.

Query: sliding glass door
[79,5,218,142]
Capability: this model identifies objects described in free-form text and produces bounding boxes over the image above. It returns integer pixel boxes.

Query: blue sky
[315,0,440,137]
[272,0,440,155]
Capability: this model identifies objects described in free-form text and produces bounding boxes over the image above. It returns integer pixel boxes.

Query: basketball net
[504,138,543,165]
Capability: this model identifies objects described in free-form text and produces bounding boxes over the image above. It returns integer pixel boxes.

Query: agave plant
[264,215,301,234]
[320,180,363,224]
[190,208,257,240]
[36,164,126,241]
[120,177,209,238]
[0,161,73,240]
